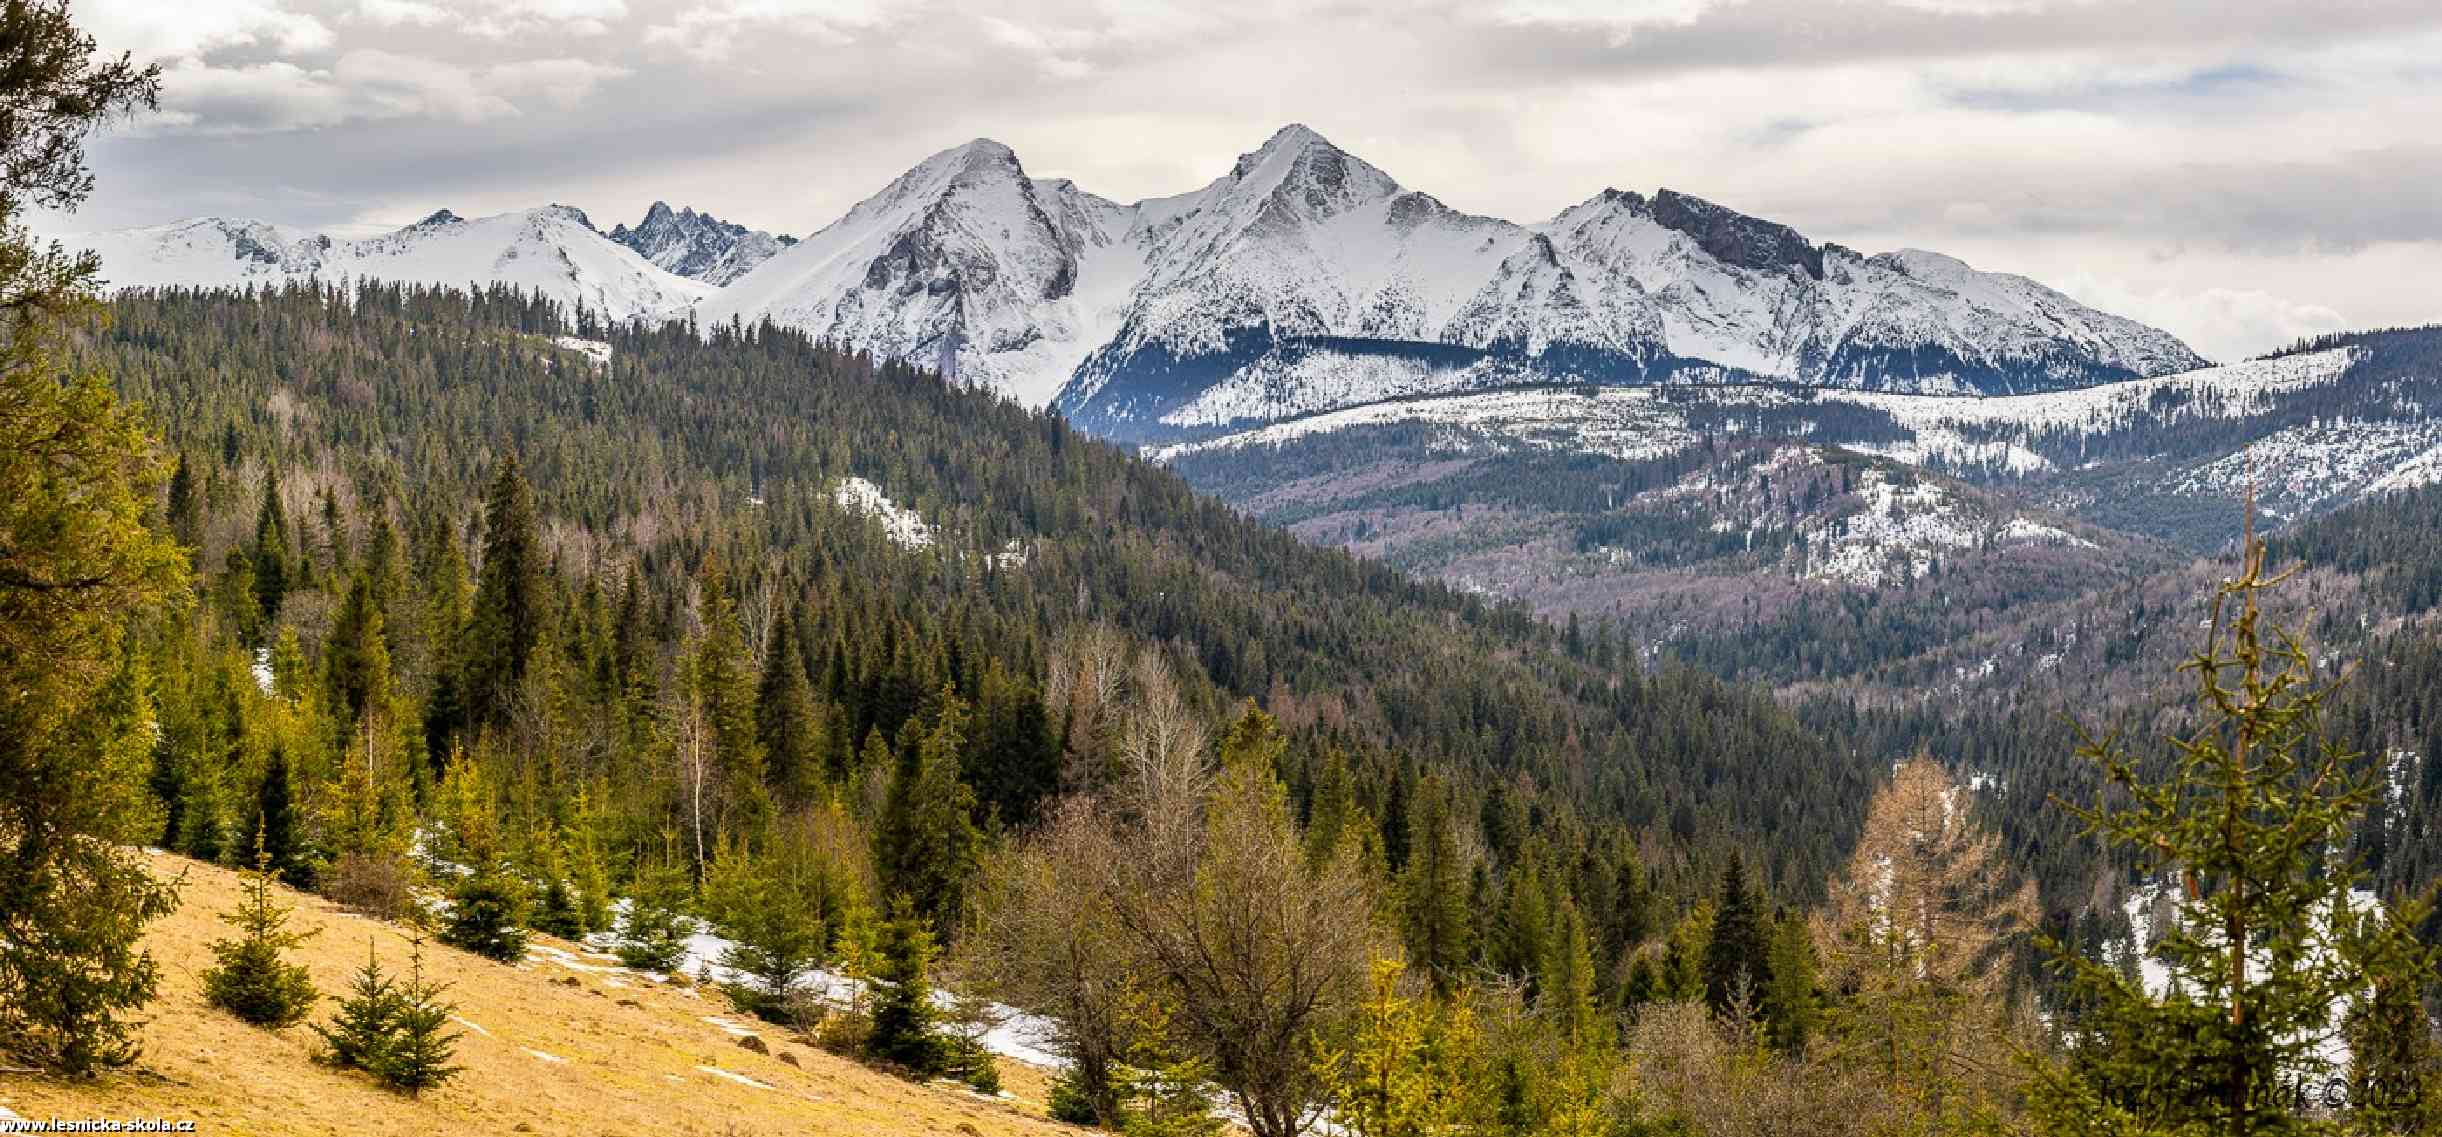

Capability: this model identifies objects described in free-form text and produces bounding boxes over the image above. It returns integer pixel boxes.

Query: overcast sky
[59,0,2442,361]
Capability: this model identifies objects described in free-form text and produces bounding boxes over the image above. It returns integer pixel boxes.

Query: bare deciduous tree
[1110,720,1376,1137]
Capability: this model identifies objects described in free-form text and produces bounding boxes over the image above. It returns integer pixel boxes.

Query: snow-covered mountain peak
[607,200,795,285]
[694,132,1130,404]
[1211,123,1401,227]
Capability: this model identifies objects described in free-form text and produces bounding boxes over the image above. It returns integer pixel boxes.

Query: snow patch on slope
[832,477,934,549]
[1153,386,1697,464]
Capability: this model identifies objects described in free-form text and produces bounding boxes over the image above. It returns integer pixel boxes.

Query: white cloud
[2050,276,2353,362]
[642,0,894,61]
[1487,0,1727,41]
[481,58,634,108]
[83,0,332,60]
[354,0,451,27]
[979,16,1092,80]
[144,49,630,134]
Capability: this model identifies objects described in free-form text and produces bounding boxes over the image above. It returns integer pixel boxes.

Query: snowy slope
[54,206,710,321]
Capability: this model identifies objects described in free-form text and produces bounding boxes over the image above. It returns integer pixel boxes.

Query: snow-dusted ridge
[1159,348,2367,474]
[60,206,711,322]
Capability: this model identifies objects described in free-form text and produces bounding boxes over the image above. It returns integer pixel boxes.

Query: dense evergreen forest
[90,283,1879,911]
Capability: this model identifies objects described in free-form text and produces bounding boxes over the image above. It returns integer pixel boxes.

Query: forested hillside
[92,284,1874,908]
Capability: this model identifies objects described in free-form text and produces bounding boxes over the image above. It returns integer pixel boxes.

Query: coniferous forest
[5,2,2442,1133]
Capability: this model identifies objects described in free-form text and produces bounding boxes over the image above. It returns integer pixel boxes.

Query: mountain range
[51,124,2204,428]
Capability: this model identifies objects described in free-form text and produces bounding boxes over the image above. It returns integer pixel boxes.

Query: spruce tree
[615,851,695,973]
[1398,775,1474,996]
[241,746,304,886]
[315,939,401,1072]
[2030,531,2442,1135]
[867,898,947,1077]
[325,574,394,727]
[1702,852,1770,1017]
[434,754,528,961]
[460,456,544,731]
[1116,993,1223,1137]
[250,467,290,631]
[1540,900,1600,1045]
[703,837,826,1023]
[1762,912,1820,1055]
[1493,859,1554,994]
[443,857,530,963]
[965,659,1058,829]
[202,840,321,1027]
[531,830,584,940]
[0,0,178,1073]
[375,939,462,1097]
[165,450,199,551]
[873,692,982,926]
[567,807,614,935]
[756,608,826,807]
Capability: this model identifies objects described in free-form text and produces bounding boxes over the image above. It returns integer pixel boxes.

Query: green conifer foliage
[461,457,545,732]
[202,841,321,1027]
[874,692,982,927]
[434,754,528,961]
[1117,993,1223,1137]
[1399,775,1475,996]
[2031,532,2442,1135]
[0,0,178,1074]
[375,939,463,1097]
[615,852,695,973]
[250,469,289,631]
[1762,912,1821,1056]
[757,609,827,807]
[314,939,402,1073]
[1702,852,1771,1017]
[704,837,827,1023]
[867,899,947,1077]
[241,746,305,886]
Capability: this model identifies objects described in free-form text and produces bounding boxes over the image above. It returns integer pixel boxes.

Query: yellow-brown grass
[0,851,1078,1137]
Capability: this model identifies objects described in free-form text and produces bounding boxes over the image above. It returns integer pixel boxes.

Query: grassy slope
[0,852,1070,1137]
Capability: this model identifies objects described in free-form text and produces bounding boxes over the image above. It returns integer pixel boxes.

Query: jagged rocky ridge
[607,201,797,285]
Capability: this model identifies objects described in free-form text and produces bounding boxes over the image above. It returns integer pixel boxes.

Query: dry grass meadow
[0,851,1076,1137]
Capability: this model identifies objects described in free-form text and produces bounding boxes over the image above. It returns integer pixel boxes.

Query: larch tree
[958,795,1140,1126]
[1814,754,2036,1125]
